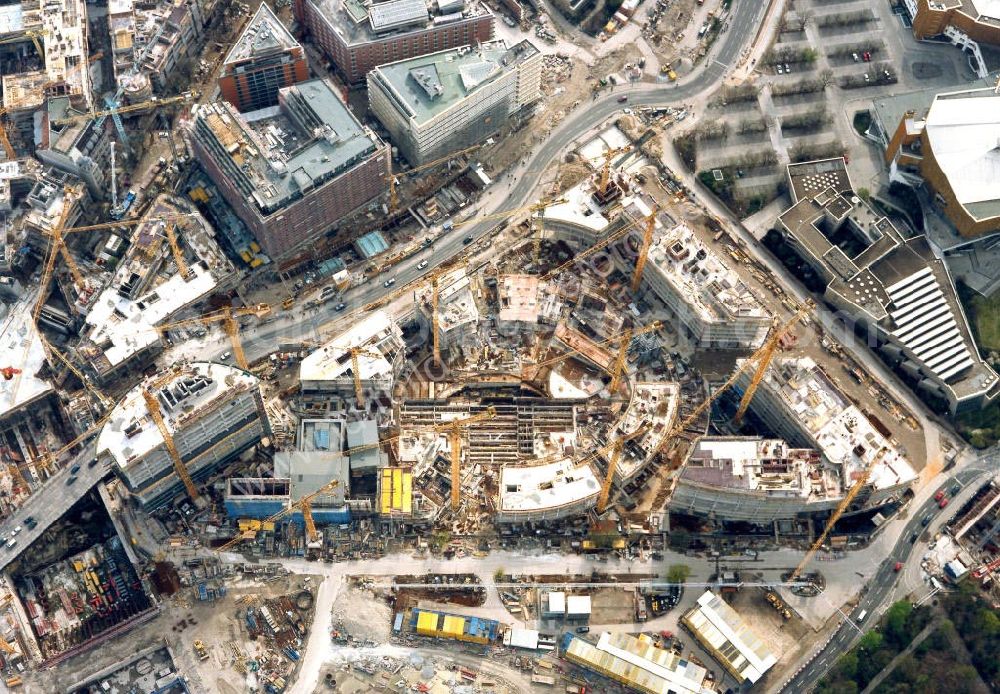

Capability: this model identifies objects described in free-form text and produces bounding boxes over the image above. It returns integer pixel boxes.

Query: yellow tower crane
[163,221,191,280]
[436,407,497,511]
[733,304,814,424]
[597,145,633,197]
[596,423,651,514]
[648,301,815,510]
[156,304,271,370]
[348,346,383,409]
[216,479,340,553]
[541,209,648,281]
[631,205,659,294]
[788,448,889,585]
[141,386,200,503]
[608,321,662,393]
[388,144,483,213]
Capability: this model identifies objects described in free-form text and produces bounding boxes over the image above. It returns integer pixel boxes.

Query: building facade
[190,79,389,258]
[367,39,541,164]
[907,0,1000,75]
[97,363,271,509]
[295,0,495,84]
[219,3,309,112]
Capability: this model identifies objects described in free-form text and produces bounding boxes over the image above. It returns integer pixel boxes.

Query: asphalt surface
[780,452,1000,692]
[0,441,107,572]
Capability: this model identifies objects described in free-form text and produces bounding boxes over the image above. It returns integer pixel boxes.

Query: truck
[565,686,588,694]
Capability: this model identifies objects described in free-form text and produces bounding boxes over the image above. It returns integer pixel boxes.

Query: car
[5,539,15,549]
[576,626,590,633]
[463,236,474,245]
[617,95,628,102]
[334,303,347,312]
[910,532,918,543]
[864,73,871,82]
[24,518,36,530]
[934,490,945,502]
[88,457,99,468]
[938,498,949,509]
[383,278,396,288]
[776,64,783,74]
[11,526,21,536]
[417,260,429,271]
[220,351,232,361]
[784,63,791,73]
[66,475,77,486]
[863,51,871,62]
[852,52,860,62]
[894,561,903,572]
[70,464,80,475]
[950,484,961,495]
[921,514,932,526]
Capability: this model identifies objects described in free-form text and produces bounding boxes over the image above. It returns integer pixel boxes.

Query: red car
[939,498,949,509]
[934,490,945,502]
[894,562,903,572]
[862,51,871,62]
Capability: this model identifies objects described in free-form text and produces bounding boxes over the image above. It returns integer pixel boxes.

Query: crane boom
[442,407,497,511]
[142,389,199,502]
[631,206,658,293]
[50,94,190,126]
[541,212,645,280]
[648,302,815,510]
[788,448,887,584]
[164,222,191,279]
[217,479,340,553]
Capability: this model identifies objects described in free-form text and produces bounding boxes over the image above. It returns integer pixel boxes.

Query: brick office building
[294,0,494,83]
[219,3,309,112]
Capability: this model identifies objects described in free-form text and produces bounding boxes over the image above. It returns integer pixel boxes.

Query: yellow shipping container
[442,615,465,637]
[416,611,439,636]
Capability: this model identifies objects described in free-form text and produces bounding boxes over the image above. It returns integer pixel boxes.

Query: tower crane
[162,221,191,280]
[142,385,200,503]
[216,479,341,553]
[608,321,662,393]
[631,205,659,293]
[156,304,271,370]
[597,145,633,197]
[60,212,198,236]
[596,423,651,514]
[648,301,815,510]
[0,30,46,63]
[788,448,889,585]
[731,306,812,425]
[0,108,16,160]
[50,94,191,127]
[388,144,483,213]
[541,210,647,281]
[348,346,383,409]
[435,407,497,511]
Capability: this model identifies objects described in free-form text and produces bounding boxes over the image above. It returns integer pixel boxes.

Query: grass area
[957,281,1000,353]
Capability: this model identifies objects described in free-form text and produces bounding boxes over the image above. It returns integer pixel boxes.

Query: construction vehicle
[156,304,270,370]
[648,302,815,510]
[0,367,21,381]
[389,143,482,213]
[193,640,209,661]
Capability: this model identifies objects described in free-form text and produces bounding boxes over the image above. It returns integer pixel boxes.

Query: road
[0,441,108,572]
[778,451,1000,692]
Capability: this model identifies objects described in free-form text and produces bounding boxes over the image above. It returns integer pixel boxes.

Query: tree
[857,629,883,653]
[857,187,871,202]
[668,528,692,551]
[667,564,691,584]
[493,567,505,582]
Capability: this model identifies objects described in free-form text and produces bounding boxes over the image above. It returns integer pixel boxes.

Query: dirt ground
[724,588,816,685]
[331,584,394,644]
[590,586,639,624]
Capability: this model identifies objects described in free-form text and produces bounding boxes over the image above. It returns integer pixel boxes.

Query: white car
[776,65,783,74]
[220,351,232,361]
[417,260,429,270]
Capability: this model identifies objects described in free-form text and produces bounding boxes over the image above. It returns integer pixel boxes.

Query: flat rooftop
[539,176,614,232]
[615,382,680,477]
[41,0,91,107]
[299,310,397,381]
[1,69,47,111]
[497,274,540,323]
[0,296,54,418]
[786,158,853,204]
[224,2,301,64]
[682,437,840,500]
[647,223,770,324]
[683,591,778,684]
[97,362,260,470]
[370,39,537,124]
[307,0,491,47]
[193,79,382,215]
[565,631,714,694]
[758,357,917,491]
[499,459,599,513]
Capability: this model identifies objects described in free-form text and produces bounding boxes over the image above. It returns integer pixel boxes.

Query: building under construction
[97,362,271,509]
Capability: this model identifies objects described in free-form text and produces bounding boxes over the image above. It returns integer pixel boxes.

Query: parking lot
[674,0,977,218]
